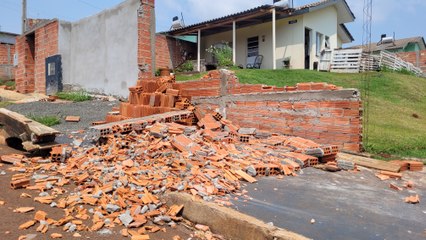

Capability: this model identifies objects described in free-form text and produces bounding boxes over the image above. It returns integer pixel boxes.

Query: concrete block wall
[397,50,426,73]
[60,0,141,97]
[176,70,363,152]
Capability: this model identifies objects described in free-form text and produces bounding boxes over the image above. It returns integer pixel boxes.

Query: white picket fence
[327,49,422,75]
[330,49,362,73]
[379,50,423,76]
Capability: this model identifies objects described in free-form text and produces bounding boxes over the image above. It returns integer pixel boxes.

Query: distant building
[0,31,18,80]
[351,36,426,54]
[159,0,355,71]
[349,36,426,74]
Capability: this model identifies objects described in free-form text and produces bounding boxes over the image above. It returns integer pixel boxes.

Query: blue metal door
[45,54,62,95]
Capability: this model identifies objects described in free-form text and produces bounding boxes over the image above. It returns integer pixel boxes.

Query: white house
[165,0,355,70]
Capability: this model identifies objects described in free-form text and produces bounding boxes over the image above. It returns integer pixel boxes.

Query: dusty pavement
[232,167,426,240]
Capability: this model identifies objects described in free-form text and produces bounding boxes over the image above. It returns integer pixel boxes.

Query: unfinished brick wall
[155,34,197,70]
[0,43,15,80]
[397,50,426,73]
[0,43,14,65]
[15,20,59,93]
[175,70,363,152]
[138,0,155,80]
[155,34,172,69]
[34,21,59,93]
[15,35,35,93]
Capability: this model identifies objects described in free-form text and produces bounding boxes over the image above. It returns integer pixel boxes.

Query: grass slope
[179,69,426,159]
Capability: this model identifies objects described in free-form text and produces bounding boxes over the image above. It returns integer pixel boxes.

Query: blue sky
[0,0,425,46]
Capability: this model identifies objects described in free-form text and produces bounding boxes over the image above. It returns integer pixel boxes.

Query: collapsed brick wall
[175,70,363,152]
[397,50,426,73]
[0,43,15,80]
[15,20,59,93]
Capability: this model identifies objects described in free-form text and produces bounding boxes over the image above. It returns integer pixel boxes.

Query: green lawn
[178,69,426,159]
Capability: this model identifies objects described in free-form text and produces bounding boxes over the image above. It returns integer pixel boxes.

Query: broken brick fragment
[404,195,420,204]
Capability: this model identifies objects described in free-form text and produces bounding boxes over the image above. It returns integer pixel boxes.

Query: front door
[45,55,62,96]
[304,28,311,70]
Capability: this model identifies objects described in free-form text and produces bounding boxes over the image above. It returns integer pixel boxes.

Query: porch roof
[164,0,355,37]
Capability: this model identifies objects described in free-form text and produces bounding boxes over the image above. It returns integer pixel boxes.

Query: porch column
[272,8,276,70]
[197,29,201,72]
[233,21,236,65]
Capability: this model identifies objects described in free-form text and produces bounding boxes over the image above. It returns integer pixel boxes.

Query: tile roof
[165,0,354,35]
[350,36,426,52]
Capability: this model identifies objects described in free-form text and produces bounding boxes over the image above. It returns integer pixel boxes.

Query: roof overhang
[337,24,354,43]
[309,0,355,24]
[164,5,287,36]
[0,31,19,44]
[164,0,355,37]
[419,37,426,50]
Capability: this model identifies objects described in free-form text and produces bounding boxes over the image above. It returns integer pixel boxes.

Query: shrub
[206,42,233,67]
[57,91,92,102]
[28,114,61,127]
[176,61,194,73]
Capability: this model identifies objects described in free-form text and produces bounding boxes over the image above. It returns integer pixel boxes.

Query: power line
[77,0,103,10]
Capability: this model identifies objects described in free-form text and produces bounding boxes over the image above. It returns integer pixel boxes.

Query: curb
[164,192,311,240]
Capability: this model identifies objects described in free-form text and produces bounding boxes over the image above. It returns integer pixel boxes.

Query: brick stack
[105,75,192,123]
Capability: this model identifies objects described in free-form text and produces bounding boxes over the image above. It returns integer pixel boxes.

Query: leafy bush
[57,91,92,102]
[0,79,16,90]
[176,61,194,73]
[28,114,61,127]
[206,42,233,67]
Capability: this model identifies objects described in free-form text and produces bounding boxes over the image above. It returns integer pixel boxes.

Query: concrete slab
[232,168,426,240]
[164,192,310,240]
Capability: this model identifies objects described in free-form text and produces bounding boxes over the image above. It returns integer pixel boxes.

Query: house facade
[163,0,355,71]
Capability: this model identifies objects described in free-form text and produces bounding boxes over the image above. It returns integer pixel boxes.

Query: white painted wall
[59,0,139,97]
[303,6,338,69]
[200,5,341,70]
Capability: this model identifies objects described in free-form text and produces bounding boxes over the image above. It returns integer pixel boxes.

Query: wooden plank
[0,108,59,149]
[337,153,401,172]
[234,169,257,183]
[0,108,59,138]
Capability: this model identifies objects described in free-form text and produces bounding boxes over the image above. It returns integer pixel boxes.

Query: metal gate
[45,54,62,95]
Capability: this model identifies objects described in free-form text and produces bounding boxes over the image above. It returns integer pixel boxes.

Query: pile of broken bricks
[1,109,346,239]
[105,75,193,123]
